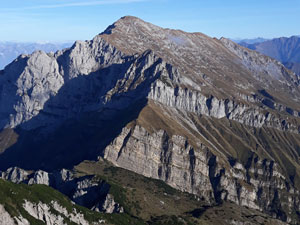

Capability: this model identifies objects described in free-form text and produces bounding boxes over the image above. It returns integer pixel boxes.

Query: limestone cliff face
[148,79,300,133]
[103,123,299,223]
[104,126,214,201]
[1,16,300,224]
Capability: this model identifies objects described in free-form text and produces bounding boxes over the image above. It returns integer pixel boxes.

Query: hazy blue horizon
[1,0,299,42]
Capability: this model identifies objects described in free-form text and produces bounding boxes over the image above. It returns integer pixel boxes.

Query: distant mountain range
[238,36,300,75]
[0,42,72,69]
[231,37,269,44]
[283,61,300,76]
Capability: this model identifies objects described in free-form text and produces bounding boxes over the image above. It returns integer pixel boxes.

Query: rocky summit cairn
[0,16,300,224]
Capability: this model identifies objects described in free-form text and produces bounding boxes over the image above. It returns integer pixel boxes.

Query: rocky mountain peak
[103,16,159,33]
[0,16,300,132]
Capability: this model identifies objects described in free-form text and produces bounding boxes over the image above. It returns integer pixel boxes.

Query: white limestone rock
[23,200,104,225]
[92,194,124,214]
[28,170,50,185]
[1,167,29,183]
[0,204,30,225]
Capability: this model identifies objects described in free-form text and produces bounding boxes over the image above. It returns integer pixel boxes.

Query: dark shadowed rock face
[0,16,300,223]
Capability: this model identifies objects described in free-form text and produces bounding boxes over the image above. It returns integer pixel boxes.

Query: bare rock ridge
[0,16,300,223]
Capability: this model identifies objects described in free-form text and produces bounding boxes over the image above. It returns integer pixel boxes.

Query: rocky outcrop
[28,170,50,185]
[23,200,105,225]
[92,194,124,214]
[1,167,51,186]
[70,176,112,210]
[0,167,30,183]
[0,204,30,225]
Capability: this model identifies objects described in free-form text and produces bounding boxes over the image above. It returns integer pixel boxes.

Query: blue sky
[1,0,299,42]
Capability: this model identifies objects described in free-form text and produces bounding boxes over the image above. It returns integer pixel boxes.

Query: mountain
[239,36,300,75]
[232,37,269,44]
[0,16,300,224]
[284,61,300,75]
[0,42,72,69]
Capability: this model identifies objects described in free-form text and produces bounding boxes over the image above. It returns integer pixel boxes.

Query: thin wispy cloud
[2,0,148,11]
